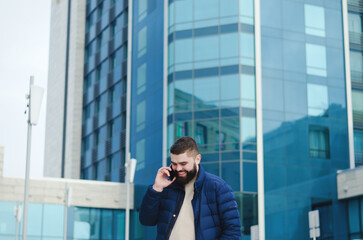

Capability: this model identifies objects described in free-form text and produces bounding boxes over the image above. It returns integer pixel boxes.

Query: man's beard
[176,163,197,185]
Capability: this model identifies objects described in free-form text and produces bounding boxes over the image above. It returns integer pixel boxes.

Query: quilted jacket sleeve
[216,182,241,239]
[139,185,163,226]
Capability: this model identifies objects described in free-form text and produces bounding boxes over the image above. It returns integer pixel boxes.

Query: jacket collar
[194,164,206,193]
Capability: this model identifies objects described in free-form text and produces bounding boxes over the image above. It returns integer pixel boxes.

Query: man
[139,136,241,239]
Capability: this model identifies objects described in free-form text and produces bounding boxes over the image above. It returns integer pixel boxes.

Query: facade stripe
[342,0,356,169]
[254,0,265,238]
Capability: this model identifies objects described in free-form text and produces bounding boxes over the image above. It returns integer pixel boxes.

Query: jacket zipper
[164,192,184,240]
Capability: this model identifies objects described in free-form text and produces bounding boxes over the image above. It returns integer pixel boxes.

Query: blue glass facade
[130,0,165,185]
[0,201,125,240]
[166,0,258,237]
[348,0,363,167]
[81,0,128,182]
[261,0,349,239]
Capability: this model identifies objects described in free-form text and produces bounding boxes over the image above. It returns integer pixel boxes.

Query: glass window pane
[101,210,113,239]
[138,26,147,58]
[137,63,147,95]
[350,51,363,83]
[97,160,106,180]
[348,199,360,233]
[175,79,193,104]
[306,43,327,77]
[0,202,16,235]
[175,0,192,23]
[194,0,218,21]
[352,90,363,113]
[169,1,174,27]
[113,210,125,239]
[221,75,239,100]
[168,82,174,108]
[175,121,193,138]
[240,0,254,24]
[89,209,101,239]
[194,120,219,150]
[243,162,257,192]
[240,33,255,66]
[202,163,220,176]
[220,0,238,17]
[175,38,193,63]
[348,13,362,33]
[241,117,256,143]
[168,42,174,67]
[307,83,328,116]
[221,118,240,147]
[138,0,147,22]
[43,204,64,237]
[221,33,239,58]
[222,161,240,191]
[194,36,219,61]
[28,203,43,236]
[304,4,325,37]
[194,77,219,103]
[241,74,255,108]
[354,130,363,166]
[309,126,330,158]
[136,100,146,132]
[136,139,145,170]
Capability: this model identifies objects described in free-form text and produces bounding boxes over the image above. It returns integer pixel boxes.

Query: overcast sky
[0,0,51,178]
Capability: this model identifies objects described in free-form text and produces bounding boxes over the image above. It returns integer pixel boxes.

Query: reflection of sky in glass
[307,83,328,116]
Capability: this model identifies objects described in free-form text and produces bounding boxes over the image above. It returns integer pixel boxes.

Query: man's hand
[152,166,175,192]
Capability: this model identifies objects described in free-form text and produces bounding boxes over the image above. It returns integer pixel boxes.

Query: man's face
[170,151,201,185]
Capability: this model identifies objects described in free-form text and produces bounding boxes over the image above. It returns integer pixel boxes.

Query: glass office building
[81,0,129,182]
[43,0,363,239]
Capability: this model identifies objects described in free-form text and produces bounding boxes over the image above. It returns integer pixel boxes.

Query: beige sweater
[169,177,196,240]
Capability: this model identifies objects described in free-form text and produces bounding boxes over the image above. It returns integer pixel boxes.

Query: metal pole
[63,187,68,240]
[63,204,67,240]
[15,202,19,240]
[125,153,130,240]
[22,76,34,240]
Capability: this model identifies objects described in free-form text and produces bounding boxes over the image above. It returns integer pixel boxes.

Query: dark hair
[170,136,199,157]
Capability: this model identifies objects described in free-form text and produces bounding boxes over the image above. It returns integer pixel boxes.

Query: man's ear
[196,154,201,165]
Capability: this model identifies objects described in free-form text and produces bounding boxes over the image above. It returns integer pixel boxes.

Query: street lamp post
[125,153,137,240]
[63,186,72,240]
[22,76,44,240]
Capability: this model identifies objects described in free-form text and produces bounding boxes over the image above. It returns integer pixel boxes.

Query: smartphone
[168,164,177,181]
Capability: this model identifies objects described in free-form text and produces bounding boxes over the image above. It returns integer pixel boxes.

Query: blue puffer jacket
[139,165,241,239]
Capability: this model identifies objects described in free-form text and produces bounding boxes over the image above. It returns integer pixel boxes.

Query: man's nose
[176,165,183,171]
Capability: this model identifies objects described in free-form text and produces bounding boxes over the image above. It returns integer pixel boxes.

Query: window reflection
[354,130,363,166]
[309,126,330,158]
[137,26,147,58]
[138,0,147,22]
[307,83,328,117]
[137,63,147,95]
[304,4,325,37]
[240,33,255,66]
[193,77,219,103]
[194,35,219,61]
[136,100,146,132]
[240,0,254,24]
[136,139,145,170]
[350,51,363,83]
[305,43,327,77]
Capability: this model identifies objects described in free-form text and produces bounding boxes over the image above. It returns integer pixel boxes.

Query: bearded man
[139,136,241,239]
